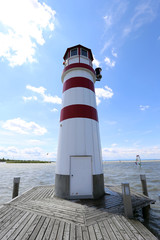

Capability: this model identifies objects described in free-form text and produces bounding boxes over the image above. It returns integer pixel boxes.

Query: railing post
[140,174,150,218]
[121,183,133,218]
[140,174,148,196]
[12,177,20,199]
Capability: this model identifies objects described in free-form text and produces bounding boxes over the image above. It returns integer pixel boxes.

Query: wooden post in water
[140,174,150,218]
[12,177,20,199]
[122,183,133,218]
[140,174,148,196]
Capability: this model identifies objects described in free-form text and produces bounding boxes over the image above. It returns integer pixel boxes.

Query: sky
[0,0,160,161]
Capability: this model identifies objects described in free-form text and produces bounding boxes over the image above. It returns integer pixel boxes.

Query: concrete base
[55,173,104,200]
[93,174,105,199]
[55,174,70,199]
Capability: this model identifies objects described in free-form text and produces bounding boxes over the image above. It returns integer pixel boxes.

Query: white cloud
[51,108,58,112]
[26,85,62,104]
[111,143,118,147]
[43,95,62,104]
[2,118,47,135]
[104,57,116,68]
[0,0,56,66]
[111,48,118,58]
[101,38,113,54]
[0,146,56,160]
[28,139,44,145]
[95,86,114,105]
[139,105,150,111]
[26,85,46,95]
[103,15,112,27]
[23,96,37,102]
[1,144,160,161]
[102,0,160,53]
[92,55,100,68]
[123,1,159,37]
[103,1,128,29]
[102,145,160,160]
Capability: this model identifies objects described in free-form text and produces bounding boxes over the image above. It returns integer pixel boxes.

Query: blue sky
[0,0,160,160]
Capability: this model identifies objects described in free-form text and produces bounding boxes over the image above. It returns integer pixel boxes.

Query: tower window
[81,48,87,57]
[71,48,77,56]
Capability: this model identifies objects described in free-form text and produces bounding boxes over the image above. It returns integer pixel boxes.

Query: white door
[70,156,92,198]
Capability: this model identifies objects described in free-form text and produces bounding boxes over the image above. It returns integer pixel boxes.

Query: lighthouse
[55,44,104,199]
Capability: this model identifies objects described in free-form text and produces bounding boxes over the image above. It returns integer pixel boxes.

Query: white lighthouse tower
[55,44,104,199]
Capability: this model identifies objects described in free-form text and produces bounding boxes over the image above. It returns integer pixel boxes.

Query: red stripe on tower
[63,77,95,93]
[60,104,98,122]
[62,63,95,76]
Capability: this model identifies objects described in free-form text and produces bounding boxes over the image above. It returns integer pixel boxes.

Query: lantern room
[63,44,94,69]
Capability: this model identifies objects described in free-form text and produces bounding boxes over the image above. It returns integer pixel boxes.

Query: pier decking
[0,185,157,240]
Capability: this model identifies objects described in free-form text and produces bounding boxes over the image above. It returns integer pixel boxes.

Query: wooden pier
[0,185,157,240]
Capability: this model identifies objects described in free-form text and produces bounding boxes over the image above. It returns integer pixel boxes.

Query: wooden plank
[0,207,17,225]
[21,215,42,240]
[70,223,76,240]
[0,208,22,230]
[45,188,54,199]
[56,221,65,240]
[37,188,51,200]
[12,201,84,224]
[63,222,70,240]
[129,219,158,240]
[42,218,55,240]
[85,211,108,225]
[0,210,24,239]
[111,215,131,240]
[16,200,84,220]
[103,219,117,240]
[107,216,124,240]
[7,212,34,240]
[82,226,90,240]
[27,216,46,240]
[1,211,31,240]
[0,205,11,217]
[35,217,50,239]
[88,225,96,240]
[14,214,38,240]
[93,223,103,240]
[98,221,110,240]
[121,217,145,240]
[49,219,60,239]
[76,225,83,240]
[114,215,137,240]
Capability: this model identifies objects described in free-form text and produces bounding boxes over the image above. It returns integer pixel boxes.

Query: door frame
[69,155,93,199]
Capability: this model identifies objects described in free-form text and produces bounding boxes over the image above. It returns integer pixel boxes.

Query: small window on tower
[71,48,77,56]
[81,48,87,57]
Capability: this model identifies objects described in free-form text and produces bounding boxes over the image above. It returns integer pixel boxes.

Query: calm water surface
[0,161,160,238]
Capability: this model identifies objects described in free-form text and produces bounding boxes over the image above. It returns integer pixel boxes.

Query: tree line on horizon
[0,158,51,163]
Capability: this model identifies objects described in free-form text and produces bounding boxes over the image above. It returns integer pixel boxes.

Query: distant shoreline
[1,159,160,164]
[0,159,52,164]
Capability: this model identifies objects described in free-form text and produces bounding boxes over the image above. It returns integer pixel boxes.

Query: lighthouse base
[55,174,104,200]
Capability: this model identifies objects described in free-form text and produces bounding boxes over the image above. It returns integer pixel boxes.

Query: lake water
[0,161,160,239]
